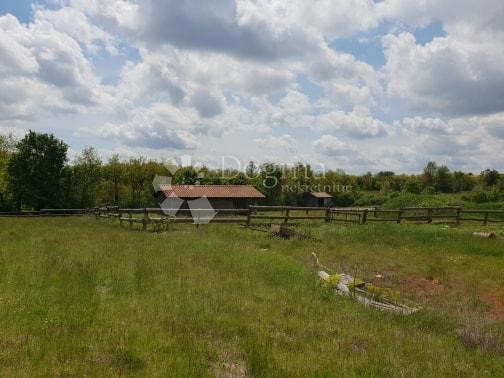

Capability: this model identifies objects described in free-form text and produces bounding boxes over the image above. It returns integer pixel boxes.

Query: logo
[153,155,216,224]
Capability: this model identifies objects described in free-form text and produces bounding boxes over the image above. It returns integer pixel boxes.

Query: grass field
[0,217,503,376]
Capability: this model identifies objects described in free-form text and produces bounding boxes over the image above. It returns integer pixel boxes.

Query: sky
[1,0,503,173]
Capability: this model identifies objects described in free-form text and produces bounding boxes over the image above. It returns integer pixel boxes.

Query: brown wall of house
[157,195,253,210]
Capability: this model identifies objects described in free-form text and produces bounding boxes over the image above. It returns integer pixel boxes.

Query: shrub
[353,192,388,206]
[421,186,436,195]
[332,191,358,207]
[402,181,421,194]
[469,186,502,203]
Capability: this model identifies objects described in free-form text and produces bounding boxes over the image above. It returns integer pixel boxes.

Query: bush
[421,186,436,195]
[402,181,421,194]
[353,192,388,206]
[469,186,501,203]
[331,191,358,207]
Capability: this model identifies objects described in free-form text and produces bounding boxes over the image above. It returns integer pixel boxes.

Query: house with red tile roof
[157,184,265,209]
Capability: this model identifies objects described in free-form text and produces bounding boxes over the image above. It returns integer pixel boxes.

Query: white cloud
[317,110,388,138]
[32,5,119,54]
[254,134,297,152]
[0,18,39,75]
[80,103,200,150]
[0,13,110,122]
[299,0,379,39]
[66,0,140,32]
[383,32,504,116]
[190,89,225,118]
[313,135,359,157]
[136,0,321,61]
[378,0,504,37]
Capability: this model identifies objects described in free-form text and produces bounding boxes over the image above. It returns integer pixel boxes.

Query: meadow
[0,217,503,376]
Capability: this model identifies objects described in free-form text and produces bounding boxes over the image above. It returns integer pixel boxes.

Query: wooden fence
[0,209,88,217]
[247,206,504,226]
[1,206,503,230]
[93,206,250,231]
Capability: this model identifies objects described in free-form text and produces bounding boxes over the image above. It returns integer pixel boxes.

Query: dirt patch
[400,275,444,297]
[211,349,247,378]
[349,340,368,354]
[481,293,504,320]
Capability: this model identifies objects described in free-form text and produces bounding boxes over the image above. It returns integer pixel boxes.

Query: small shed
[305,192,333,207]
[157,184,265,209]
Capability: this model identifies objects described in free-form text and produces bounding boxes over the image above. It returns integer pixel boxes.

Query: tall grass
[0,218,503,376]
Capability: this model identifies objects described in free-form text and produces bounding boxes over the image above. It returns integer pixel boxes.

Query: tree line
[0,131,503,210]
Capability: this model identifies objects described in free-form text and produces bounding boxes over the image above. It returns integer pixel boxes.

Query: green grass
[0,217,503,376]
[363,191,504,210]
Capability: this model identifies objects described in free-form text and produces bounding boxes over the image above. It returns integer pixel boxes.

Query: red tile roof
[310,192,333,198]
[159,184,265,199]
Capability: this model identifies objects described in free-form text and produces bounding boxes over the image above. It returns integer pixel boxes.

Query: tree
[402,180,421,194]
[73,147,102,208]
[245,161,259,178]
[434,165,453,193]
[7,131,68,209]
[357,172,376,191]
[452,171,474,192]
[103,154,124,205]
[422,161,438,189]
[480,169,499,187]
[126,157,148,207]
[173,166,201,185]
[259,163,283,205]
[0,134,17,209]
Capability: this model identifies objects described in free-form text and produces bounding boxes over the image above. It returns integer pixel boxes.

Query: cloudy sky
[1,0,503,173]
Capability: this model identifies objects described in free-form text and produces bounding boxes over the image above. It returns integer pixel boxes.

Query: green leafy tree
[259,163,283,205]
[452,171,473,192]
[8,131,68,209]
[480,169,499,187]
[422,161,438,189]
[126,157,148,207]
[402,180,421,194]
[357,172,376,191]
[0,134,17,209]
[173,166,201,185]
[103,154,124,205]
[245,161,259,178]
[73,147,102,208]
[434,165,453,193]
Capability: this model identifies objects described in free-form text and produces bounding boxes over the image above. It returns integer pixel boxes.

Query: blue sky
[1,1,503,173]
[0,0,35,23]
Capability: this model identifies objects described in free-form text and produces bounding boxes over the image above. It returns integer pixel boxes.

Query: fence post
[360,209,368,225]
[284,209,290,224]
[246,207,252,227]
[143,208,148,231]
[397,209,403,224]
[427,208,433,223]
[324,207,331,223]
[484,211,489,226]
[455,208,461,225]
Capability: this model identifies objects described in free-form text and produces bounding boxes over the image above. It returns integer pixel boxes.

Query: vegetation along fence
[1,206,503,230]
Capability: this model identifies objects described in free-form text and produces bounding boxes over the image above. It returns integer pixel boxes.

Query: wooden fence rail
[2,206,503,229]
[92,206,251,231]
[0,209,88,217]
[248,206,504,226]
